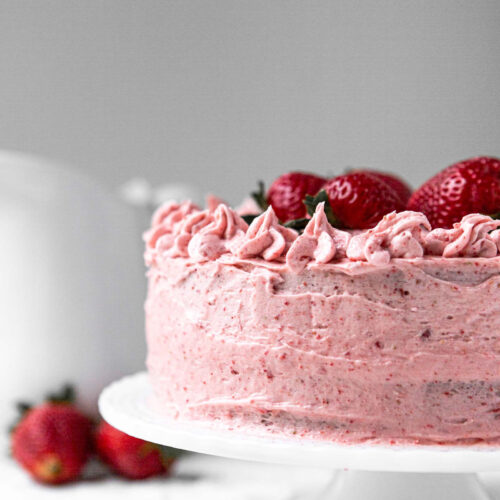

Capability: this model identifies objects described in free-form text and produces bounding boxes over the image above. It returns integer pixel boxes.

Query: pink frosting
[158,211,210,258]
[145,200,500,445]
[346,211,431,265]
[425,214,500,258]
[151,200,199,229]
[144,201,200,264]
[187,205,248,261]
[145,200,500,267]
[236,207,298,261]
[146,255,500,445]
[286,203,351,272]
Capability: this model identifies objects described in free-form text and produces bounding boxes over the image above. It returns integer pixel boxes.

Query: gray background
[1,0,499,204]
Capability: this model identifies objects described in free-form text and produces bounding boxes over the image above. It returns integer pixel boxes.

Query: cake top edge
[144,199,500,269]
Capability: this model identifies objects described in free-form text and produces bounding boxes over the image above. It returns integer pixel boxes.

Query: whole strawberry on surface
[408,156,500,228]
[266,172,326,222]
[95,421,176,480]
[321,171,406,229]
[11,391,92,485]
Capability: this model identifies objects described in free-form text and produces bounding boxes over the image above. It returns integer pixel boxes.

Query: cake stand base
[99,373,499,500]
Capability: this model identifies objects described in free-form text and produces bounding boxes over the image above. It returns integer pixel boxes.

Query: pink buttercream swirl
[286,203,351,272]
[425,214,500,257]
[144,201,200,264]
[346,211,431,265]
[145,200,500,267]
[236,207,298,261]
[187,204,248,261]
[144,200,247,262]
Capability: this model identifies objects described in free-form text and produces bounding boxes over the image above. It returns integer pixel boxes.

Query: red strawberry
[357,170,412,205]
[95,421,175,480]
[323,172,406,229]
[408,156,500,228]
[267,172,326,222]
[11,403,92,484]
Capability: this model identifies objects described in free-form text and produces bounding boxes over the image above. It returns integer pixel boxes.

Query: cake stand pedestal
[99,373,500,500]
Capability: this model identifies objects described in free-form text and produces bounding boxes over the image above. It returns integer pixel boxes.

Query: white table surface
[2,450,500,500]
[0,451,333,499]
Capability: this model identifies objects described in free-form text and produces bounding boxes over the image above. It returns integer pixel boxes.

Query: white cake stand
[99,372,500,500]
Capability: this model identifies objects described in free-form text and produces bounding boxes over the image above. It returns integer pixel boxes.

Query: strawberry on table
[266,172,326,222]
[408,156,500,228]
[95,421,177,480]
[11,399,92,485]
[322,171,406,229]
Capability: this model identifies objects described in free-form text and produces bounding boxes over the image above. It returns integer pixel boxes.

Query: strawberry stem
[159,445,184,459]
[283,218,309,230]
[16,401,32,415]
[8,401,33,434]
[304,190,342,228]
[46,384,75,405]
[241,214,259,225]
[251,181,268,211]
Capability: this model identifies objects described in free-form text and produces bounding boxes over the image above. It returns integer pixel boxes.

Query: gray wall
[1,0,499,204]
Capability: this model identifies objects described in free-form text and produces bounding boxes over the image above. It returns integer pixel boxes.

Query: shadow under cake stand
[99,372,499,500]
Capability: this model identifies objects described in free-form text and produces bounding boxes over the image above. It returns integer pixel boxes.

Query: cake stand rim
[98,371,500,473]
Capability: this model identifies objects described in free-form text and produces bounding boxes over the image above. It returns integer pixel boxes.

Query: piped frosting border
[144,199,500,269]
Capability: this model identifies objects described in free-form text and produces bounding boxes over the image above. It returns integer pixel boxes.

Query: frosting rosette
[144,201,200,264]
[236,207,298,261]
[144,201,248,262]
[187,204,248,261]
[286,203,351,272]
[144,198,500,267]
[346,211,431,265]
[425,213,500,257]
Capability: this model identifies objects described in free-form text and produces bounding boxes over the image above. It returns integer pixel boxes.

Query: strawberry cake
[144,157,500,445]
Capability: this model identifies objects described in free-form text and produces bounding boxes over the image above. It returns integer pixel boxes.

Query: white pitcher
[0,151,147,431]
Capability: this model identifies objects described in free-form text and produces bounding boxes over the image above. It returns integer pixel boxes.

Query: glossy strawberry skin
[11,403,92,485]
[95,421,171,480]
[323,172,406,229]
[267,172,326,222]
[408,156,500,228]
[362,171,413,205]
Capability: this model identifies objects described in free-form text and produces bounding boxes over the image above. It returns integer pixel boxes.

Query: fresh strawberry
[408,156,500,228]
[322,171,406,229]
[356,170,412,205]
[11,402,92,484]
[95,421,176,480]
[267,172,326,222]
